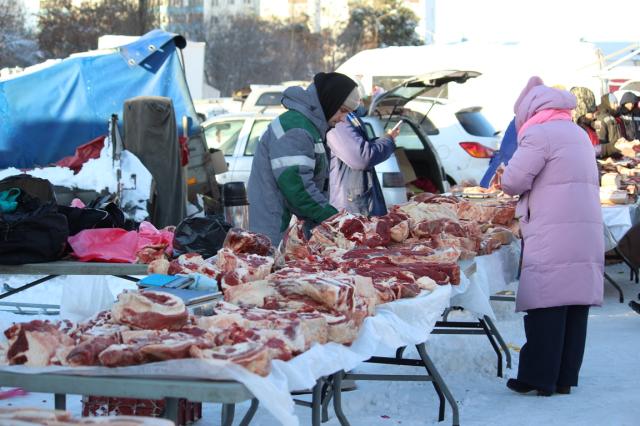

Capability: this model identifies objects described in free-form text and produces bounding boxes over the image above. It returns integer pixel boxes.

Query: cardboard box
[394,148,417,184]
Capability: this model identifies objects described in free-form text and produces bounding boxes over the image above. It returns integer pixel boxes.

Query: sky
[433,0,640,44]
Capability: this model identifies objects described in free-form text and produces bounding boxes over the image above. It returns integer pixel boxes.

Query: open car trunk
[369,70,481,194]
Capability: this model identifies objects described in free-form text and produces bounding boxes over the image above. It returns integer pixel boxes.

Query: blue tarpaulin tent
[0,29,199,169]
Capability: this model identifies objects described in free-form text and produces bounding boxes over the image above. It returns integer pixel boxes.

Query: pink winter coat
[502,77,604,312]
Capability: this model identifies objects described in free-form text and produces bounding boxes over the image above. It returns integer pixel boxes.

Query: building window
[228,0,234,4]
[212,0,218,5]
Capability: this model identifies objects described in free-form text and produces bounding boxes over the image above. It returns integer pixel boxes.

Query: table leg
[163,397,180,424]
[332,371,350,426]
[221,403,236,426]
[0,275,57,301]
[483,315,512,369]
[54,394,66,410]
[321,378,333,422]
[479,318,503,377]
[311,379,323,426]
[604,272,624,303]
[239,399,259,426]
[416,343,459,426]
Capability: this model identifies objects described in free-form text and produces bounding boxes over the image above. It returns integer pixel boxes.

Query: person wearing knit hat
[313,72,361,126]
[247,72,360,245]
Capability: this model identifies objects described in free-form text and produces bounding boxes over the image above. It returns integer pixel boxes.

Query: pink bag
[68,228,138,263]
[68,222,174,263]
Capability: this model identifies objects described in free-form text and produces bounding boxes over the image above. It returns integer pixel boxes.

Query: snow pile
[0,140,152,222]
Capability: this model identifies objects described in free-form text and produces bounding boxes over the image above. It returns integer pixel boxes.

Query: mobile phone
[390,120,404,132]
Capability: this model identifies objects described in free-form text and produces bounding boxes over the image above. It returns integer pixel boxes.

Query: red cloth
[179,136,189,166]
[411,178,438,194]
[585,126,599,147]
[56,136,106,173]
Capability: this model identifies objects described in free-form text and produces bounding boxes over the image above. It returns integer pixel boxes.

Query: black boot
[556,385,571,394]
[507,379,552,396]
[629,300,640,315]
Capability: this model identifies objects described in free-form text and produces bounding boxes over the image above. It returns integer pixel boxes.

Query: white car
[202,71,491,209]
[404,97,500,185]
[201,112,410,208]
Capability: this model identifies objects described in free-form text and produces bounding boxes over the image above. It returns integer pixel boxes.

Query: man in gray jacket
[247,72,360,245]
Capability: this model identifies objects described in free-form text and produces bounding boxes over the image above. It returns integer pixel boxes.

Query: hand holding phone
[388,120,403,139]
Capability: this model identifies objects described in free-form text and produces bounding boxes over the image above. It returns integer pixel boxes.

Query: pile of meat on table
[598,157,640,205]
[1,193,518,377]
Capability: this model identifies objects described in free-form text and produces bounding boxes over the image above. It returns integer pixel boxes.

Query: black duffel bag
[0,175,69,265]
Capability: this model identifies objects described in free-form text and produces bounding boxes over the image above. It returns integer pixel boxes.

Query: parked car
[404,97,500,185]
[201,71,486,208]
[201,112,409,208]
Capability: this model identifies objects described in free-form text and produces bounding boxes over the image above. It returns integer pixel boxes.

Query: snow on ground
[0,263,638,425]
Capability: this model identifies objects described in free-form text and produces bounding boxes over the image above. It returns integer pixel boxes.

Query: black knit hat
[313,72,358,121]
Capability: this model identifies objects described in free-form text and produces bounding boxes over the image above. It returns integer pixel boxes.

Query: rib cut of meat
[66,334,120,366]
[216,248,274,289]
[111,291,189,331]
[223,228,273,256]
[4,320,75,366]
[189,342,272,376]
[281,217,314,260]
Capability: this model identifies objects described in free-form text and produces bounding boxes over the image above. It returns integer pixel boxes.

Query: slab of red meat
[281,217,314,260]
[223,228,273,256]
[411,218,466,239]
[136,244,167,265]
[4,320,75,366]
[166,253,220,278]
[412,193,460,205]
[189,341,273,376]
[66,334,120,366]
[223,278,368,345]
[98,330,214,367]
[199,302,322,350]
[111,290,189,331]
[216,248,274,289]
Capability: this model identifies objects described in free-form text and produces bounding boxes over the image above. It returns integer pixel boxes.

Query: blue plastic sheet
[0,30,198,169]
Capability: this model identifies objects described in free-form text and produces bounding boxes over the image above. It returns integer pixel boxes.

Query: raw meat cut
[111,291,189,331]
[223,228,273,256]
[189,341,272,376]
[66,334,120,366]
[4,320,75,366]
[216,248,274,289]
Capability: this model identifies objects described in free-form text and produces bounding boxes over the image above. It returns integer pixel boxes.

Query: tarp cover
[0,29,198,169]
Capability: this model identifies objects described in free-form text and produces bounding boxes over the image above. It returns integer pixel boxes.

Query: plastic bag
[173,215,231,258]
[68,228,138,263]
[60,275,115,322]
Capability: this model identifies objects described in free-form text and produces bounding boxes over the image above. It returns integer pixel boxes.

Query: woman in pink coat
[500,77,604,396]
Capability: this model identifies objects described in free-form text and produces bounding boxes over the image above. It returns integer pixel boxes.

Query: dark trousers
[517,305,590,393]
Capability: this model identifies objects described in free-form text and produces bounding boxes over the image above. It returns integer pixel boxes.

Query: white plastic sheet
[0,285,451,426]
[602,202,640,244]
[59,276,115,322]
[450,241,521,319]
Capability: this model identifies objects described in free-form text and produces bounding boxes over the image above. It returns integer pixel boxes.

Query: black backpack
[0,175,69,265]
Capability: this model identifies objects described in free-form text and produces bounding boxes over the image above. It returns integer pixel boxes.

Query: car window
[386,120,423,150]
[456,109,497,137]
[404,109,439,135]
[245,120,271,156]
[255,92,283,106]
[204,120,244,155]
